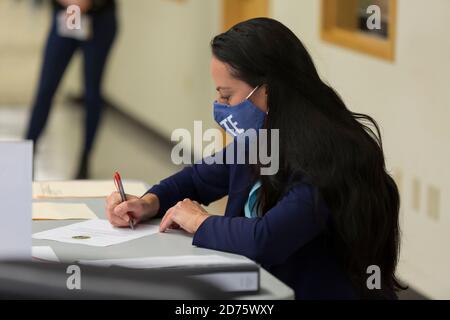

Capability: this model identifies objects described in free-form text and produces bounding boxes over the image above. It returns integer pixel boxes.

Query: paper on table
[32,180,148,199]
[32,219,159,247]
[32,246,59,262]
[79,255,255,269]
[32,202,98,220]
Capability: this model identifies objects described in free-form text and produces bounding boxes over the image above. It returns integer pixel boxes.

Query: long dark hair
[211,17,404,298]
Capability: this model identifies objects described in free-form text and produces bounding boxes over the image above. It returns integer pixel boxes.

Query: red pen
[114,171,135,229]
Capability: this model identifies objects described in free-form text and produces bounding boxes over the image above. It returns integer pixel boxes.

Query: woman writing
[106,18,402,300]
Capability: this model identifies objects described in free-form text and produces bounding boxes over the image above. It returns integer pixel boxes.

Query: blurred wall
[103,0,221,141]
[0,0,83,106]
[272,0,450,298]
[0,0,49,105]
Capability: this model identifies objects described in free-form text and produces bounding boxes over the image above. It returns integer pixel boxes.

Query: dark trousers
[26,8,117,158]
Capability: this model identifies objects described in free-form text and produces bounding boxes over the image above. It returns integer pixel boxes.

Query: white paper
[33,180,148,199]
[32,219,159,247]
[32,202,98,220]
[79,255,254,269]
[32,246,59,262]
[0,141,32,260]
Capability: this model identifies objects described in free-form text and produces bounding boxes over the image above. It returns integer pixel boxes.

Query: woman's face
[210,57,268,113]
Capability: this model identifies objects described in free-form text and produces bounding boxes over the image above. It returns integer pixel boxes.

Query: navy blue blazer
[148,147,358,299]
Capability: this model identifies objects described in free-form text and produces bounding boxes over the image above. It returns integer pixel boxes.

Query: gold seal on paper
[72,235,91,240]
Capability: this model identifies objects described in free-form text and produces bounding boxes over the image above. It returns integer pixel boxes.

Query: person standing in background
[26,0,117,179]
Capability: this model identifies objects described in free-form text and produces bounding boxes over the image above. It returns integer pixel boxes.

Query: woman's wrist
[194,213,210,233]
[141,193,160,220]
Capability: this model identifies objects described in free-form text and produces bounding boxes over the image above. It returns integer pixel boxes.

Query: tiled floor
[0,104,228,214]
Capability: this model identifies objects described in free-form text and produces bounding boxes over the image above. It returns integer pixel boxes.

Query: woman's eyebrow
[216,86,231,92]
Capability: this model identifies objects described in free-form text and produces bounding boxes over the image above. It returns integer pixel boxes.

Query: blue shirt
[244,180,262,219]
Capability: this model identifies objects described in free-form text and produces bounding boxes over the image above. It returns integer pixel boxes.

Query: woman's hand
[106,192,160,228]
[159,199,211,234]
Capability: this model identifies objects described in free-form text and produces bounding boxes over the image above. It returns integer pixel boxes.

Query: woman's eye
[220,96,231,103]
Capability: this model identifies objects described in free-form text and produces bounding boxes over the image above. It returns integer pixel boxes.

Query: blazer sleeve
[192,183,328,266]
[146,148,230,218]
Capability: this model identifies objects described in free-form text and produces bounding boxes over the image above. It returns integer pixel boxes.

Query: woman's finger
[113,201,135,222]
[159,209,174,232]
[187,200,206,213]
[159,210,176,232]
[160,206,174,228]
[106,193,121,214]
[109,214,130,228]
[169,223,181,230]
[106,193,122,220]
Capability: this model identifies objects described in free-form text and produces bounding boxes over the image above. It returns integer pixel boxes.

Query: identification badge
[56,10,92,41]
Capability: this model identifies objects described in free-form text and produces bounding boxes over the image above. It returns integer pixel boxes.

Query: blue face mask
[213,86,266,137]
